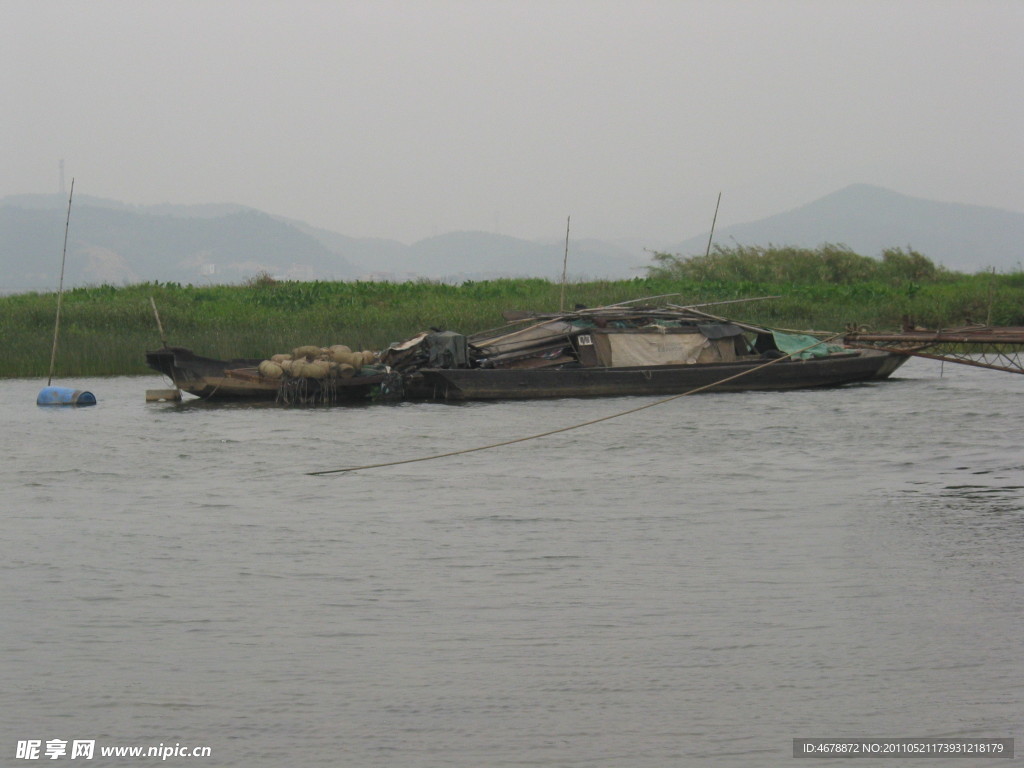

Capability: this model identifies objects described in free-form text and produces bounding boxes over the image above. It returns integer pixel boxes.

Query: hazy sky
[3,0,1022,244]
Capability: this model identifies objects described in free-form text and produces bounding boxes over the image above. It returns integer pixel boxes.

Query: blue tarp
[771,332,844,360]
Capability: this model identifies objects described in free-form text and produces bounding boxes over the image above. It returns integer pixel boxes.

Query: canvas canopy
[594,330,716,366]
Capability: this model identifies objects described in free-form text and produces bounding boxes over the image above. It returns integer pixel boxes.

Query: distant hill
[667,184,1024,273]
[0,194,647,291]
[0,195,358,291]
[3,184,1021,292]
[396,231,645,282]
[288,223,647,281]
[288,222,410,279]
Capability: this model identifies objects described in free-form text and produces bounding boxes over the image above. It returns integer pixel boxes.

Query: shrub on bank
[1,246,1020,377]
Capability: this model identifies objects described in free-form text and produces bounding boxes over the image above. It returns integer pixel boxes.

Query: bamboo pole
[704,191,721,259]
[559,215,570,313]
[46,179,74,386]
[150,296,169,348]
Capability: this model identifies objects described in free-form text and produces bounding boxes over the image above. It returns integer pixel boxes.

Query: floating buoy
[37,386,97,406]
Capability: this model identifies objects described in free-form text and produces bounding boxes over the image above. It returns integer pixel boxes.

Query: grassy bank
[2,263,1022,378]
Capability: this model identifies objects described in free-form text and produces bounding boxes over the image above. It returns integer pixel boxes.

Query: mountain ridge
[668,184,1024,272]
[2,184,1021,292]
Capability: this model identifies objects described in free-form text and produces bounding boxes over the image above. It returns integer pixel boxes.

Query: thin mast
[47,178,74,386]
[559,215,570,312]
[704,191,721,259]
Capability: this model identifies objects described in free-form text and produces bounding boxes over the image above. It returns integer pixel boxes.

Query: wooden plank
[146,389,182,402]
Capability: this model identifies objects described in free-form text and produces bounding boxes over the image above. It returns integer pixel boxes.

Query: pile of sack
[257,345,378,380]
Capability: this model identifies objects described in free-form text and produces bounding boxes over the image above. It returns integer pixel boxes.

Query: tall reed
[2,262,1021,378]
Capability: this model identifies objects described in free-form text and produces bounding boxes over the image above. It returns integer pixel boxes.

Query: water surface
[2,358,1020,766]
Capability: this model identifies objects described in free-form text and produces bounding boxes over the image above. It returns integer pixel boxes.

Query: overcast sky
[3,0,1022,244]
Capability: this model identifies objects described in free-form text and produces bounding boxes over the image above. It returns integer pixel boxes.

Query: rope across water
[307,333,844,476]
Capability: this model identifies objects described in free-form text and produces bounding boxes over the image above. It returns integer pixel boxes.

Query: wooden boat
[386,304,908,401]
[145,347,400,403]
[401,348,904,400]
[146,302,908,404]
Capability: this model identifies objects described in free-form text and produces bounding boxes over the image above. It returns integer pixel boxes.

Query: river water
[2,357,1020,767]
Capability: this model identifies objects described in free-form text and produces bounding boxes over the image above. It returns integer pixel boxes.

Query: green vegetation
[2,246,1021,378]
[649,243,947,284]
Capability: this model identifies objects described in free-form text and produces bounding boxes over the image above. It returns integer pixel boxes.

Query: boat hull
[403,349,906,401]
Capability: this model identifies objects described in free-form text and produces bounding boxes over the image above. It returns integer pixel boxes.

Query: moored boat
[146,302,908,404]
[145,346,401,403]
[400,349,904,400]
[384,303,908,401]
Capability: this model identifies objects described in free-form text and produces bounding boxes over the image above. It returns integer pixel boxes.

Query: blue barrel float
[37,386,97,406]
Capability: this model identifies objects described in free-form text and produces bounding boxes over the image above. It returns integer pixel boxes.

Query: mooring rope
[307,333,845,476]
